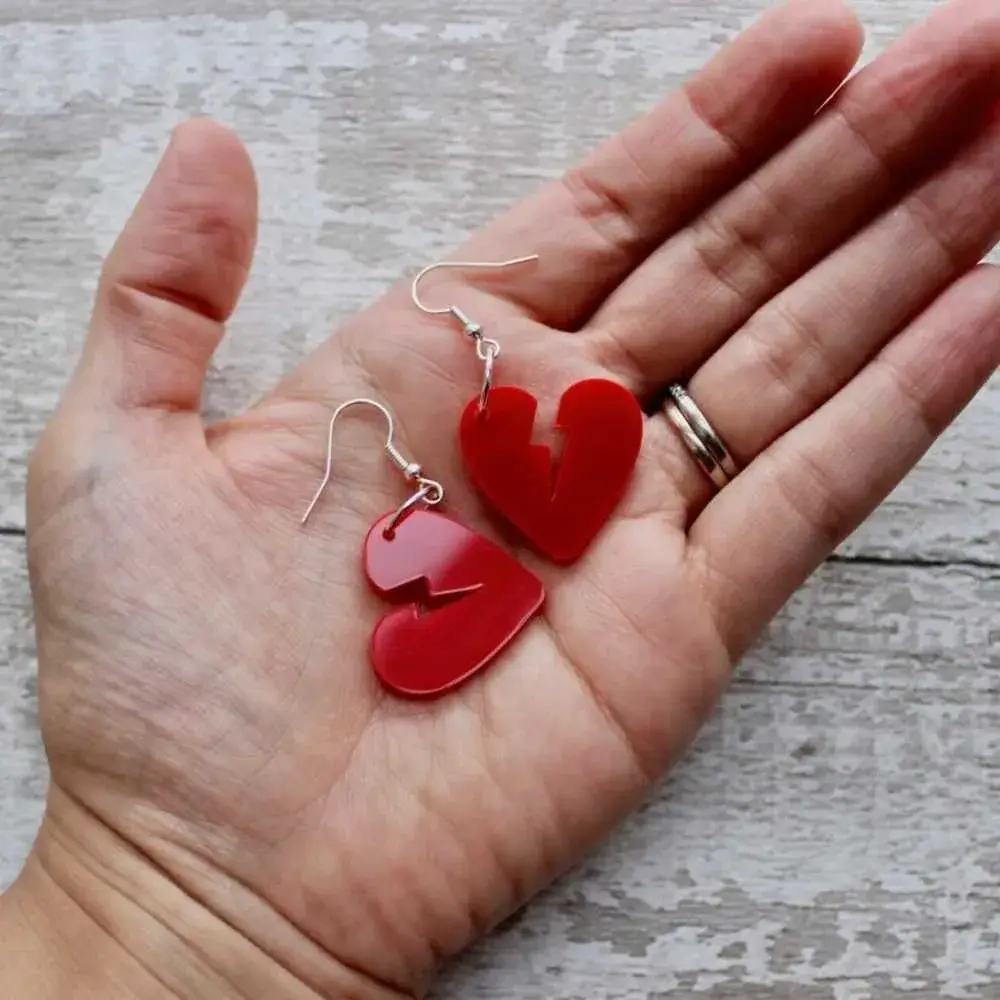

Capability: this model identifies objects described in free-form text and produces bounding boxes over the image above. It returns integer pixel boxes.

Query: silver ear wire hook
[410,255,539,323]
[300,398,444,531]
[411,254,539,410]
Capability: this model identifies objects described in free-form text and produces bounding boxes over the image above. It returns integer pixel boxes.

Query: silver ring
[663,384,738,490]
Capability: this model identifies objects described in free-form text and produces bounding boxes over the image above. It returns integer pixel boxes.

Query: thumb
[76,118,258,412]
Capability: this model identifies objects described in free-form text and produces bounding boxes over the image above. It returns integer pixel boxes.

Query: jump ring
[384,479,444,537]
[478,338,500,411]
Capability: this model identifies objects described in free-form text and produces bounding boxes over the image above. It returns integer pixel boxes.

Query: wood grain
[0,0,996,556]
[1,2,998,998]
[0,537,45,881]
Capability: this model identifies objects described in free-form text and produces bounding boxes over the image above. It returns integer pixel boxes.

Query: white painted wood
[1,3,998,998]
[0,538,46,881]
[0,1,996,557]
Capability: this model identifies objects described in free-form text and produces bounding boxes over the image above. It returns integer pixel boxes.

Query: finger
[74,118,258,412]
[688,265,1000,656]
[588,0,1000,393]
[421,0,862,332]
[677,101,1000,482]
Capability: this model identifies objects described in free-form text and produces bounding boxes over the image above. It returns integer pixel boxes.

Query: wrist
[1,846,173,1000]
[2,786,410,1000]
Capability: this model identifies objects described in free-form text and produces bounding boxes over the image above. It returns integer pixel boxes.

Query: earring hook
[411,254,539,412]
[410,254,539,329]
[300,398,443,528]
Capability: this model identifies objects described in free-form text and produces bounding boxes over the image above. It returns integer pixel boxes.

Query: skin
[4,0,1000,996]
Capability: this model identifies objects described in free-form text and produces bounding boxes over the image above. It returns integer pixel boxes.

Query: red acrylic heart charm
[364,509,545,698]
[460,379,643,564]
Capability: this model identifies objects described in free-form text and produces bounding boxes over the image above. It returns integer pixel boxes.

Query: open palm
[21,1,1000,997]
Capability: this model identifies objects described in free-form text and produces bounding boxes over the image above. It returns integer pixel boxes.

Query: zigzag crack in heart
[460,378,644,564]
[364,509,545,698]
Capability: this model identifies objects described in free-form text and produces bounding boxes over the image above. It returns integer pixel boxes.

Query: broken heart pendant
[302,398,544,700]
[365,510,545,697]
[409,257,643,563]
[460,379,644,564]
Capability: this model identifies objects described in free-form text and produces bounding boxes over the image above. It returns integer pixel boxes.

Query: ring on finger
[663,384,739,490]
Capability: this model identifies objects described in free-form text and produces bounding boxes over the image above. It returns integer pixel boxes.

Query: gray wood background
[1,1,998,997]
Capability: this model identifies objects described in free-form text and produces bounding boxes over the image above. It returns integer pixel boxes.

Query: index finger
[451,0,863,330]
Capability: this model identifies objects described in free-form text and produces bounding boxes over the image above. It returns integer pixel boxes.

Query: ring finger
[660,97,1000,506]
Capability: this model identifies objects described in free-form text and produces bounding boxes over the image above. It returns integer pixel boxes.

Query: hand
[10,1,1000,997]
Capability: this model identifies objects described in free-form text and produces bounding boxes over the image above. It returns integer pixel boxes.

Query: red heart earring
[411,256,644,565]
[301,398,544,699]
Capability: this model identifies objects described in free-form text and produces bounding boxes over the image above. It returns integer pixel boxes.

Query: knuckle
[686,179,792,309]
[770,446,854,551]
[561,157,644,255]
[745,295,840,409]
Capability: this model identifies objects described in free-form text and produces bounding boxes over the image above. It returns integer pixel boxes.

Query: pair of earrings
[302,255,644,699]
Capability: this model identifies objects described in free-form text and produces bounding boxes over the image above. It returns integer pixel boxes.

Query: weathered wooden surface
[1,2,998,997]
[0,0,997,558]
[0,539,45,882]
